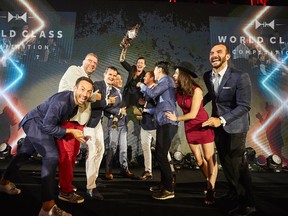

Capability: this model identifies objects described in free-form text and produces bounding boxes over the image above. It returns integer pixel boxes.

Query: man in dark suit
[202,43,256,216]
[0,77,94,216]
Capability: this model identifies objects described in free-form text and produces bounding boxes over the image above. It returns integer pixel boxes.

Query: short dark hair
[155,61,170,75]
[75,76,93,87]
[136,57,146,64]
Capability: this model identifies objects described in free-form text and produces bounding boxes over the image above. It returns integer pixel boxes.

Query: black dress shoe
[228,205,256,216]
[87,188,104,200]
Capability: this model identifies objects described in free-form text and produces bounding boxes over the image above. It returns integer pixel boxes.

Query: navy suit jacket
[104,87,127,127]
[203,67,252,134]
[87,80,112,128]
[18,90,77,139]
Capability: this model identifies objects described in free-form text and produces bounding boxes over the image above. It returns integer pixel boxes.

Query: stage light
[172,151,185,170]
[183,152,197,169]
[173,151,184,162]
[0,143,12,160]
[266,154,282,172]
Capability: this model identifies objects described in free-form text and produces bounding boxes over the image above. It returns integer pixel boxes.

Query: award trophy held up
[120,24,140,49]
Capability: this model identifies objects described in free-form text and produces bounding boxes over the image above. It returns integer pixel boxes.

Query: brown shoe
[152,189,175,200]
[105,173,113,180]
[138,171,152,180]
[120,169,135,178]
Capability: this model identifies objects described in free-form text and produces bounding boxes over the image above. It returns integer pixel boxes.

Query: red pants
[57,121,83,193]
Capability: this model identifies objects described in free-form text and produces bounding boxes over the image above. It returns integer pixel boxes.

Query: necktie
[106,86,111,99]
[213,73,221,93]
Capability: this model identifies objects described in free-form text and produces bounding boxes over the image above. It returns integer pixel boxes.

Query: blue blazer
[104,87,127,127]
[18,91,77,139]
[203,67,252,133]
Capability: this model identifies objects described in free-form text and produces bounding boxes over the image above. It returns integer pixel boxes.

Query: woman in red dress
[165,63,218,205]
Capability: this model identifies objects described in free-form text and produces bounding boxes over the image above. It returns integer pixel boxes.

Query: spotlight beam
[242,6,287,156]
[0,0,45,151]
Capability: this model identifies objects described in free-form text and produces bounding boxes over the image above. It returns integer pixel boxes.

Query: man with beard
[0,77,94,216]
[202,43,256,216]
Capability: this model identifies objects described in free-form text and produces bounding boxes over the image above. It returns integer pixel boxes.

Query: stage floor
[0,160,287,216]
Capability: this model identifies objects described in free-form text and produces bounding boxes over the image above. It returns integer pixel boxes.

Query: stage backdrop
[0,1,287,166]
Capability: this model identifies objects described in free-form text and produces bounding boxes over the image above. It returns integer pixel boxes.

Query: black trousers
[215,127,255,207]
[155,123,178,192]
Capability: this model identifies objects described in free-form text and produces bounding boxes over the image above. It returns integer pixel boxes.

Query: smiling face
[104,67,118,85]
[82,54,98,76]
[73,79,93,105]
[143,71,155,86]
[209,44,230,72]
[113,74,123,88]
[136,58,146,72]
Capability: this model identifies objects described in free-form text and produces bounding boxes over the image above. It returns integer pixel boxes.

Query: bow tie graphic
[8,12,27,23]
[255,20,274,30]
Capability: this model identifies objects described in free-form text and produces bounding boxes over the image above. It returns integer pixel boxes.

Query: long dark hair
[177,70,201,97]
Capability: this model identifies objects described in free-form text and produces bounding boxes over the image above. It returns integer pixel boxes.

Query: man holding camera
[104,72,135,180]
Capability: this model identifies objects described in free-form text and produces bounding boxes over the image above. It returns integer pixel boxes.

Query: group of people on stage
[0,42,256,216]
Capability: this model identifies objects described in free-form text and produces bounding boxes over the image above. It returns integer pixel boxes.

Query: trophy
[120,24,140,49]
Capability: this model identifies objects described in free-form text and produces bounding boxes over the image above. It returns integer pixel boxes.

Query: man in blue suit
[202,43,256,216]
[103,72,134,180]
[0,77,94,216]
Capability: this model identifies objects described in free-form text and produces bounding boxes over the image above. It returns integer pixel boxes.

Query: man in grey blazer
[202,43,256,216]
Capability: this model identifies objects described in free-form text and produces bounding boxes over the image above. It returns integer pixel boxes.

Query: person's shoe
[120,169,135,178]
[152,189,175,200]
[58,191,84,204]
[149,183,163,192]
[228,205,256,216]
[105,173,113,180]
[0,181,21,195]
[204,189,215,205]
[87,188,104,200]
[38,204,72,216]
[138,171,152,180]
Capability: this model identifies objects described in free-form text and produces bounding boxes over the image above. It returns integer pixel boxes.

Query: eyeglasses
[86,58,98,65]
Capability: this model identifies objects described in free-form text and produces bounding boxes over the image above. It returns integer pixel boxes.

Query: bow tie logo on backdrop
[213,73,221,93]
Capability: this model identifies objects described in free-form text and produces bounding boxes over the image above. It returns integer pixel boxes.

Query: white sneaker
[38,204,72,216]
[0,181,21,195]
